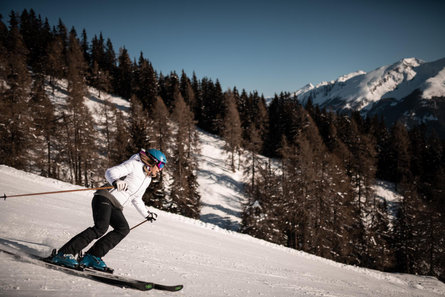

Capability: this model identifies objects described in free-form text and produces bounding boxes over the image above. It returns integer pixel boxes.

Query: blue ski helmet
[147,149,167,170]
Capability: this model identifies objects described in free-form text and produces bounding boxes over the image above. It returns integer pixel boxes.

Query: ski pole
[130,211,157,231]
[2,186,114,200]
[130,219,148,231]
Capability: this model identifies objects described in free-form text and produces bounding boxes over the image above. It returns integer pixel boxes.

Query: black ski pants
[59,194,130,258]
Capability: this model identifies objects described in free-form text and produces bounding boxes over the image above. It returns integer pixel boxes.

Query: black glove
[146,211,158,223]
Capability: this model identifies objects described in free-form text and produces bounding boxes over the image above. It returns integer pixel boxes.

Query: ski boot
[79,253,114,273]
[49,249,79,269]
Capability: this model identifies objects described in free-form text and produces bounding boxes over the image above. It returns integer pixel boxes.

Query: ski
[0,248,183,292]
[81,266,183,291]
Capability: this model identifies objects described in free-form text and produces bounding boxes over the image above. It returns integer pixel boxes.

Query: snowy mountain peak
[400,57,422,67]
[291,57,445,137]
[293,83,314,96]
[294,57,444,109]
[336,70,367,83]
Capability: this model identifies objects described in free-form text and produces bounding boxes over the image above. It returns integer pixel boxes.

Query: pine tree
[235,90,269,152]
[62,29,97,185]
[180,70,197,113]
[158,71,180,111]
[33,16,52,74]
[222,90,242,172]
[134,53,158,110]
[45,35,64,94]
[0,17,7,97]
[0,12,32,169]
[99,97,120,168]
[337,115,377,212]
[103,38,116,75]
[91,33,105,69]
[90,61,111,98]
[29,73,58,176]
[19,9,46,71]
[327,159,359,265]
[109,109,130,165]
[242,159,283,242]
[190,72,202,121]
[126,95,152,154]
[393,181,421,274]
[424,135,445,279]
[56,18,68,53]
[0,16,7,79]
[150,96,170,153]
[80,29,90,67]
[264,93,300,157]
[293,112,324,255]
[114,47,133,99]
[280,137,312,250]
[389,121,412,191]
[372,116,392,181]
[365,191,395,270]
[264,94,284,156]
[257,94,269,152]
[169,93,201,218]
[243,124,262,196]
[199,77,224,135]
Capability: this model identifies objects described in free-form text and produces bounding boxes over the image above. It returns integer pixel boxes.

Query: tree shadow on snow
[0,237,50,257]
[200,213,240,231]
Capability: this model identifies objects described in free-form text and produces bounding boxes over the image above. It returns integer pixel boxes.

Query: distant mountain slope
[293,57,445,137]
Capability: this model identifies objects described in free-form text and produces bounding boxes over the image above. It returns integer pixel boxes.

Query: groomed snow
[1,165,444,297]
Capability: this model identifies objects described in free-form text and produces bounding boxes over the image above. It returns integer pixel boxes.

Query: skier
[50,148,167,270]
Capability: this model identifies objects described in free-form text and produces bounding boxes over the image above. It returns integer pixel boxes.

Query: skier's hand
[113,180,128,191]
[146,211,158,223]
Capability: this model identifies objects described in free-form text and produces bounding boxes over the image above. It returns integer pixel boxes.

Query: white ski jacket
[105,153,151,218]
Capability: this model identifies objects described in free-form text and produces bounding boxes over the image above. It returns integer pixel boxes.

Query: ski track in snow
[1,165,445,296]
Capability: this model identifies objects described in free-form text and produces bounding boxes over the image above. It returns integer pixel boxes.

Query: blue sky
[1,0,445,97]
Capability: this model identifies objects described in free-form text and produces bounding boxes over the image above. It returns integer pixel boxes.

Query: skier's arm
[132,197,149,218]
[105,159,135,185]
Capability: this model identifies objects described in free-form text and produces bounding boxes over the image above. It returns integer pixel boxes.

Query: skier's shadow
[0,237,49,256]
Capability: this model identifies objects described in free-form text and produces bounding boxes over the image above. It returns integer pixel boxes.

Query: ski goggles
[156,160,166,170]
[149,155,165,170]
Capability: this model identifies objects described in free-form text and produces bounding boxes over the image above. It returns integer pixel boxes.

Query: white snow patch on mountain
[422,67,445,99]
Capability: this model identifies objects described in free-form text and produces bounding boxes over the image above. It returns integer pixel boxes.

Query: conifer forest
[0,10,444,281]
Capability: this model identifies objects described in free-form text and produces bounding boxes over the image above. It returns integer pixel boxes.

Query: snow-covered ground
[197,131,246,231]
[1,165,445,297]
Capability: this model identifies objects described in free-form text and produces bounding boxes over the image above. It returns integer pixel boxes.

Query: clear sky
[1,0,445,97]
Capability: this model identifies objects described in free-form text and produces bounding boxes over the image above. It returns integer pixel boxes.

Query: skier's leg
[85,206,130,258]
[58,195,111,256]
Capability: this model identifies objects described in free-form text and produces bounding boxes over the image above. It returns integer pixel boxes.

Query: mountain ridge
[290,57,445,136]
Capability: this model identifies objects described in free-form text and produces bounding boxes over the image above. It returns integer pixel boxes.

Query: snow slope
[197,131,246,231]
[1,165,445,297]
